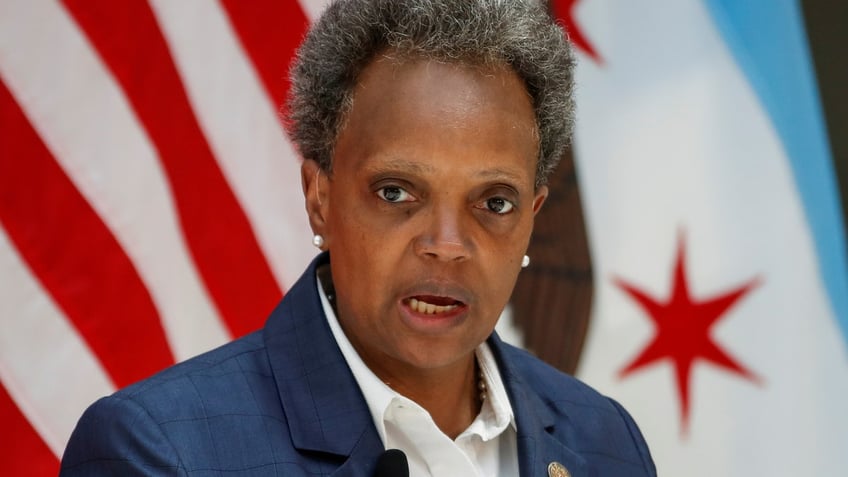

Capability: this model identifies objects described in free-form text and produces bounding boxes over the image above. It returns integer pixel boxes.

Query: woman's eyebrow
[366,159,525,185]
[366,158,435,175]
[473,168,524,184]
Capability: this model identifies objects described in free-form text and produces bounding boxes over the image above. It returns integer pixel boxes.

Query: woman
[61,1,656,475]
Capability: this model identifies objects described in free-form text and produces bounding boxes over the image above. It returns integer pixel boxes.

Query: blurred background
[1,0,846,475]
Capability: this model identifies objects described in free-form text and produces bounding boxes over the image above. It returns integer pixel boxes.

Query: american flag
[0,1,330,473]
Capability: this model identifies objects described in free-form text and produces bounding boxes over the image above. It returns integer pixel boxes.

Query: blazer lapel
[327,430,385,477]
[263,253,384,474]
[490,335,589,477]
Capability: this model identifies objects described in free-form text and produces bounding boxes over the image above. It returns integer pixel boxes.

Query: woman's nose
[412,204,471,263]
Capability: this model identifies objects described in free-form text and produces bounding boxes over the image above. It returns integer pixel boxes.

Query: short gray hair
[286,0,574,187]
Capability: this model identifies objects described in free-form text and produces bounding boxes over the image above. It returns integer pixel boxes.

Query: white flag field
[1,0,847,475]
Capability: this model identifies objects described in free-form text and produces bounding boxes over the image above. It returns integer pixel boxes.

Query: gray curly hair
[286,0,574,187]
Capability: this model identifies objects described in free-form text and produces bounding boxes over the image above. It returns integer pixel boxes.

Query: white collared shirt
[318,278,519,476]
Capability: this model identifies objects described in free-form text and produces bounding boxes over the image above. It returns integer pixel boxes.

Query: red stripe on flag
[0,80,174,387]
[61,0,283,337]
[0,381,59,475]
[220,0,310,112]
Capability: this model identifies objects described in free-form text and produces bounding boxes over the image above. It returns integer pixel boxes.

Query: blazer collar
[263,252,383,472]
[488,334,589,477]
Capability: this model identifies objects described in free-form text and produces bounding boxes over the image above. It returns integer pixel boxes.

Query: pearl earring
[521,255,530,268]
[312,234,325,249]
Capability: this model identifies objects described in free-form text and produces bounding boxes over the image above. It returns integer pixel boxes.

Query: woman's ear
[301,160,329,239]
[532,185,549,215]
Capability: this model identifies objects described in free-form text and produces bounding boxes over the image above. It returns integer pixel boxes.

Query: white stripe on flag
[150,0,316,290]
[572,0,848,475]
[0,226,115,457]
[0,0,230,361]
[297,0,332,22]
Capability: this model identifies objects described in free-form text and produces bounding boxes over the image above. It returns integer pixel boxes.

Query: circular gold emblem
[548,461,571,477]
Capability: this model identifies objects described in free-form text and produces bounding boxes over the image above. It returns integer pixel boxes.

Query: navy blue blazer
[61,253,656,476]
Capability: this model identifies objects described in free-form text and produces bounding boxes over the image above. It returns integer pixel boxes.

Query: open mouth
[405,296,464,315]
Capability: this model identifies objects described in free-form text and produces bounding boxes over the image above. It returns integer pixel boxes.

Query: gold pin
[548,461,570,477]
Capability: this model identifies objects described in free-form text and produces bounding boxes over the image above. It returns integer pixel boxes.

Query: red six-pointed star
[614,235,762,433]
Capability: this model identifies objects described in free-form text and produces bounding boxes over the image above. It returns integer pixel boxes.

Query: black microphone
[374,449,409,477]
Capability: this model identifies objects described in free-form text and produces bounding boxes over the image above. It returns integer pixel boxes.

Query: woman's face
[304,55,547,379]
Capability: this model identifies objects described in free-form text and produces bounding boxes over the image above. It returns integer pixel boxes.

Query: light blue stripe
[702,0,848,347]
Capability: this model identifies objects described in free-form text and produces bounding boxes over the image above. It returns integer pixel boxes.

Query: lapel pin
[548,461,570,477]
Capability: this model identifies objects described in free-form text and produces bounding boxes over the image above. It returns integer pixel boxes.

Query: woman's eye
[486,197,515,215]
[377,186,412,203]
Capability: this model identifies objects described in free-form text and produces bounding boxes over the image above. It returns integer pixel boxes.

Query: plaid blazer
[60,253,655,476]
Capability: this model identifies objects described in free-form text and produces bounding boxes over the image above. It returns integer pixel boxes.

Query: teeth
[409,297,459,315]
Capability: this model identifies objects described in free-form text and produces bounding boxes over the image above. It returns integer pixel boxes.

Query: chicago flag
[568,0,848,475]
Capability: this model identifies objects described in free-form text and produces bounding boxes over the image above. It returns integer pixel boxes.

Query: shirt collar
[317,275,516,444]
[466,342,516,441]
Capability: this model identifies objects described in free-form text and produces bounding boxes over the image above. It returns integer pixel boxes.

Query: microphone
[374,449,409,477]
